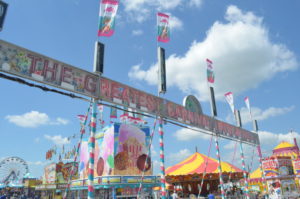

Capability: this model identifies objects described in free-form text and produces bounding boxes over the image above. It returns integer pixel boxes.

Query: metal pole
[239,142,250,199]
[235,110,250,199]
[159,118,167,199]
[87,99,97,199]
[214,135,225,199]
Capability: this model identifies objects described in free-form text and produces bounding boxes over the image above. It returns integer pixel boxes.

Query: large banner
[98,0,119,37]
[43,163,56,184]
[0,40,99,98]
[0,40,259,145]
[79,123,151,178]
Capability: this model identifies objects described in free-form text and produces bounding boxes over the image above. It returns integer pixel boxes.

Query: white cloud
[189,0,203,7]
[239,106,295,124]
[28,161,46,166]
[169,15,183,30]
[52,117,69,125]
[128,5,298,101]
[5,111,69,128]
[258,130,300,148]
[44,134,70,146]
[174,128,211,141]
[167,148,192,163]
[227,106,295,124]
[132,29,144,36]
[121,0,201,23]
[6,111,50,128]
[34,138,40,143]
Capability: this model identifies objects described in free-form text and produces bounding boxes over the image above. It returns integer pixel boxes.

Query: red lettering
[122,87,130,105]
[188,110,194,124]
[167,102,175,118]
[111,83,122,99]
[84,75,97,93]
[61,66,72,84]
[100,78,110,98]
[182,107,188,122]
[43,60,58,81]
[139,93,147,108]
[28,54,42,73]
[147,95,156,112]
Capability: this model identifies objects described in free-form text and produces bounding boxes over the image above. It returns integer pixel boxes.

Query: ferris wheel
[0,157,29,185]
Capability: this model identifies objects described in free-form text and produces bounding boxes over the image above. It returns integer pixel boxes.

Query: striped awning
[166,152,243,176]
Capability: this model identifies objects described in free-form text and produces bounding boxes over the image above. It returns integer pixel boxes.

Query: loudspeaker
[93,41,104,74]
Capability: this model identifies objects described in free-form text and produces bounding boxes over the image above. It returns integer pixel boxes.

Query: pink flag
[157,12,170,43]
[224,92,235,113]
[206,59,215,84]
[97,104,104,112]
[98,0,119,37]
[244,96,252,119]
[77,115,86,123]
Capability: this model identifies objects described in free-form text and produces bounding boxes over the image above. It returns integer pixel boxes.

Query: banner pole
[87,99,97,199]
[159,118,167,199]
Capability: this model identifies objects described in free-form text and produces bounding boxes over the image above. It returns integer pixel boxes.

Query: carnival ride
[0,156,29,186]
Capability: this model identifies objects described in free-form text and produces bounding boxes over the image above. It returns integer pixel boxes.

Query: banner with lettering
[98,0,119,37]
[225,92,235,113]
[157,12,170,43]
[206,59,214,84]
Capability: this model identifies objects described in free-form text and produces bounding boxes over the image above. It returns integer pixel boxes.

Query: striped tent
[272,141,299,158]
[166,152,243,175]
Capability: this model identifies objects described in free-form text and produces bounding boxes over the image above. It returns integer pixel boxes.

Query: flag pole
[207,59,225,199]
[244,97,267,196]
[234,110,250,199]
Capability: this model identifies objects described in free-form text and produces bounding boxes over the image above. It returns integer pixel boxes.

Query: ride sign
[0,40,259,145]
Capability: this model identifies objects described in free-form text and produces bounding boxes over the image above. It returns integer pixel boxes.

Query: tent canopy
[166,152,243,176]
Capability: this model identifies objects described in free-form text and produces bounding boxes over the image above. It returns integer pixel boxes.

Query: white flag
[224,92,235,113]
[244,96,252,120]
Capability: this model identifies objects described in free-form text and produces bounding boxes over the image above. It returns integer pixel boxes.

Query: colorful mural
[79,123,151,179]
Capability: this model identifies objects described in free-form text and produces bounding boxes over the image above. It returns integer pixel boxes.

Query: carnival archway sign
[0,39,259,145]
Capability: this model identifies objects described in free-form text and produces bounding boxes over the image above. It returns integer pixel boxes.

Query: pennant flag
[98,0,119,37]
[157,12,170,43]
[77,114,86,123]
[244,96,252,120]
[110,107,117,118]
[224,92,235,113]
[206,59,215,84]
[97,104,104,112]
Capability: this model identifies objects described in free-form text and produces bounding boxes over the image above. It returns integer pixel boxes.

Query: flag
[77,114,86,123]
[157,12,170,43]
[206,59,214,84]
[110,107,117,118]
[244,96,252,120]
[97,104,104,112]
[98,0,119,37]
[224,92,235,113]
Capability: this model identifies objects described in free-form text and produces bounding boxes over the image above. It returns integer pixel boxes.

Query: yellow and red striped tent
[272,141,299,158]
[166,152,243,176]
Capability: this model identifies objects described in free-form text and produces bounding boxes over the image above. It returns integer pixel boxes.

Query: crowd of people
[0,189,40,199]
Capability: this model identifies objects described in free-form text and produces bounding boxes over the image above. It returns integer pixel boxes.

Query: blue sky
[0,0,300,178]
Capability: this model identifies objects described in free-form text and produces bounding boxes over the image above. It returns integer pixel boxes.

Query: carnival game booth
[165,152,244,197]
[249,141,300,197]
[35,161,79,199]
[72,123,160,198]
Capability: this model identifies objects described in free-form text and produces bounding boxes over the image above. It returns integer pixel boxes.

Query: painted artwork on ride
[262,156,294,179]
[292,158,300,176]
[43,163,56,184]
[56,162,78,184]
[79,123,151,179]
